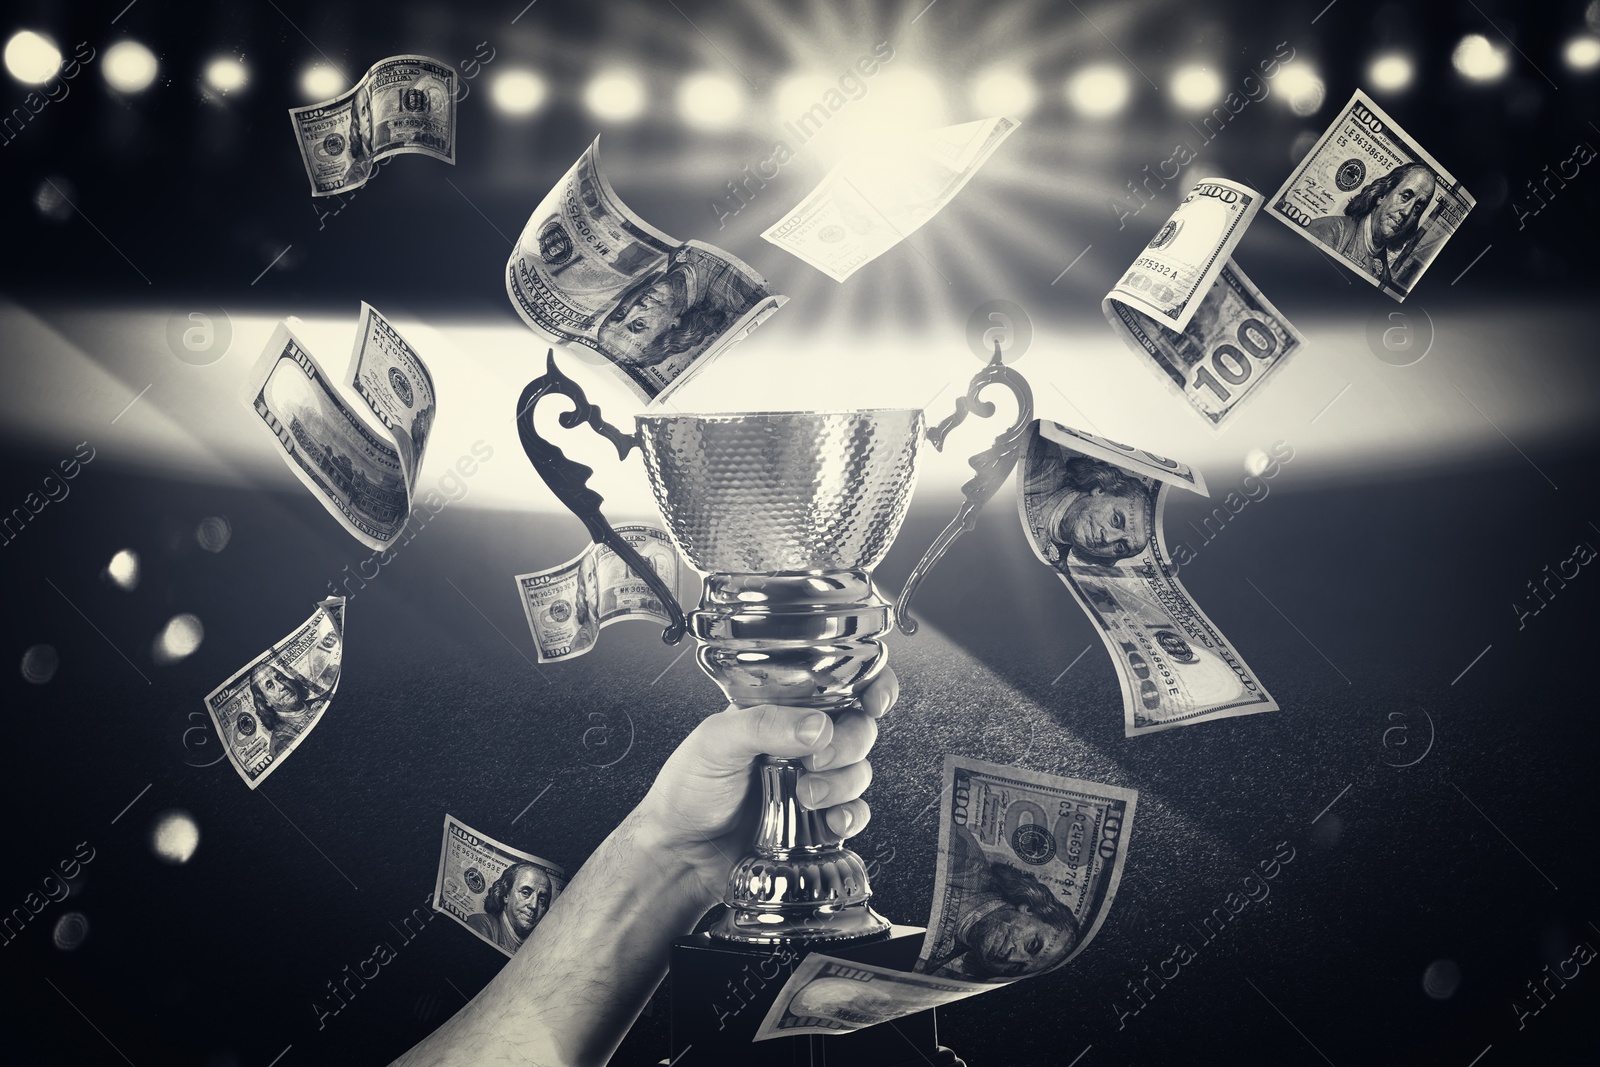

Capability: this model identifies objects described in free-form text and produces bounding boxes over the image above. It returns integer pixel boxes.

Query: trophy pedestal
[666,925,961,1066]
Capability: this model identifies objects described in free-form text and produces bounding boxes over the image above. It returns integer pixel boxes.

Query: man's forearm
[393,808,712,1067]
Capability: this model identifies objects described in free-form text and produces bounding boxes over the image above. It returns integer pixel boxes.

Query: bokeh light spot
[197,516,232,553]
[300,64,344,101]
[1368,53,1414,93]
[153,614,204,664]
[5,31,61,85]
[1564,35,1600,72]
[677,72,744,130]
[1067,65,1130,118]
[1453,35,1509,83]
[584,70,645,122]
[1171,65,1222,110]
[103,40,158,93]
[489,69,547,116]
[1277,63,1325,116]
[203,56,247,94]
[1289,129,1321,165]
[150,809,200,865]
[105,549,140,591]
[52,911,89,951]
[21,644,58,684]
[1423,959,1461,999]
[33,177,75,222]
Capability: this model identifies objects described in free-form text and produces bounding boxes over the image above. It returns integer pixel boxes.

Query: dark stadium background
[3,1,1598,1064]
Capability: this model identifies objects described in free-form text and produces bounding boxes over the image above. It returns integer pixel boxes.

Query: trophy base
[710,897,891,945]
[667,924,961,1067]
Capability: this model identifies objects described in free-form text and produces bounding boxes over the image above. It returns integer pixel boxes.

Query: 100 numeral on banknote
[1017,420,1277,735]
[1105,259,1306,428]
[289,55,457,197]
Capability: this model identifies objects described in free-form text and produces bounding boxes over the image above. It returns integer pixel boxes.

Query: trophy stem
[753,757,835,857]
[711,753,890,944]
[691,571,894,946]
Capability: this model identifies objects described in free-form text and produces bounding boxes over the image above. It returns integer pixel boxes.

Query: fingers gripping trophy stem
[895,341,1036,635]
[515,351,687,644]
[696,572,895,944]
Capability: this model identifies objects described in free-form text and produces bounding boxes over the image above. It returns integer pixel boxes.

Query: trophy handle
[515,352,687,645]
[895,340,1035,636]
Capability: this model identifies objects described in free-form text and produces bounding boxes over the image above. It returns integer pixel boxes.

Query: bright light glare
[867,68,945,128]
[1067,65,1130,118]
[204,56,247,93]
[1453,34,1509,82]
[1368,53,1414,92]
[678,72,744,129]
[154,613,204,664]
[584,70,646,122]
[105,549,140,591]
[150,810,200,865]
[1171,65,1222,110]
[1564,35,1600,71]
[103,40,158,93]
[1277,63,1325,116]
[301,64,344,100]
[972,69,1036,117]
[774,72,835,120]
[490,69,547,115]
[5,30,61,84]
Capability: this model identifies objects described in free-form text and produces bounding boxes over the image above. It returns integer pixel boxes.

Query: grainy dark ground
[2,439,1597,1066]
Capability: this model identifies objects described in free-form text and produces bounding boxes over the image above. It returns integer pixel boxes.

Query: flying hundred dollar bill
[288,55,457,197]
[432,814,566,958]
[1104,258,1306,428]
[1017,420,1278,735]
[915,756,1138,982]
[754,954,991,1041]
[243,303,436,550]
[1267,89,1475,300]
[762,116,1019,282]
[505,137,786,405]
[514,524,681,663]
[202,597,345,790]
[1103,177,1260,338]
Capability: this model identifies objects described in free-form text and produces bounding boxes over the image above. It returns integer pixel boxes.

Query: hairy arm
[391,670,894,1067]
[392,810,708,1067]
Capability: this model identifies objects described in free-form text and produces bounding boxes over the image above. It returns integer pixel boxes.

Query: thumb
[689,704,834,772]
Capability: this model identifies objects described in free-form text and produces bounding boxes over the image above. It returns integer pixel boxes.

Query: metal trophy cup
[516,346,1032,941]
[515,346,1031,1058]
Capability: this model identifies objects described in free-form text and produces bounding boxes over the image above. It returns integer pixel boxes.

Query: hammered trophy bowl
[637,407,921,944]
[516,347,1033,949]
